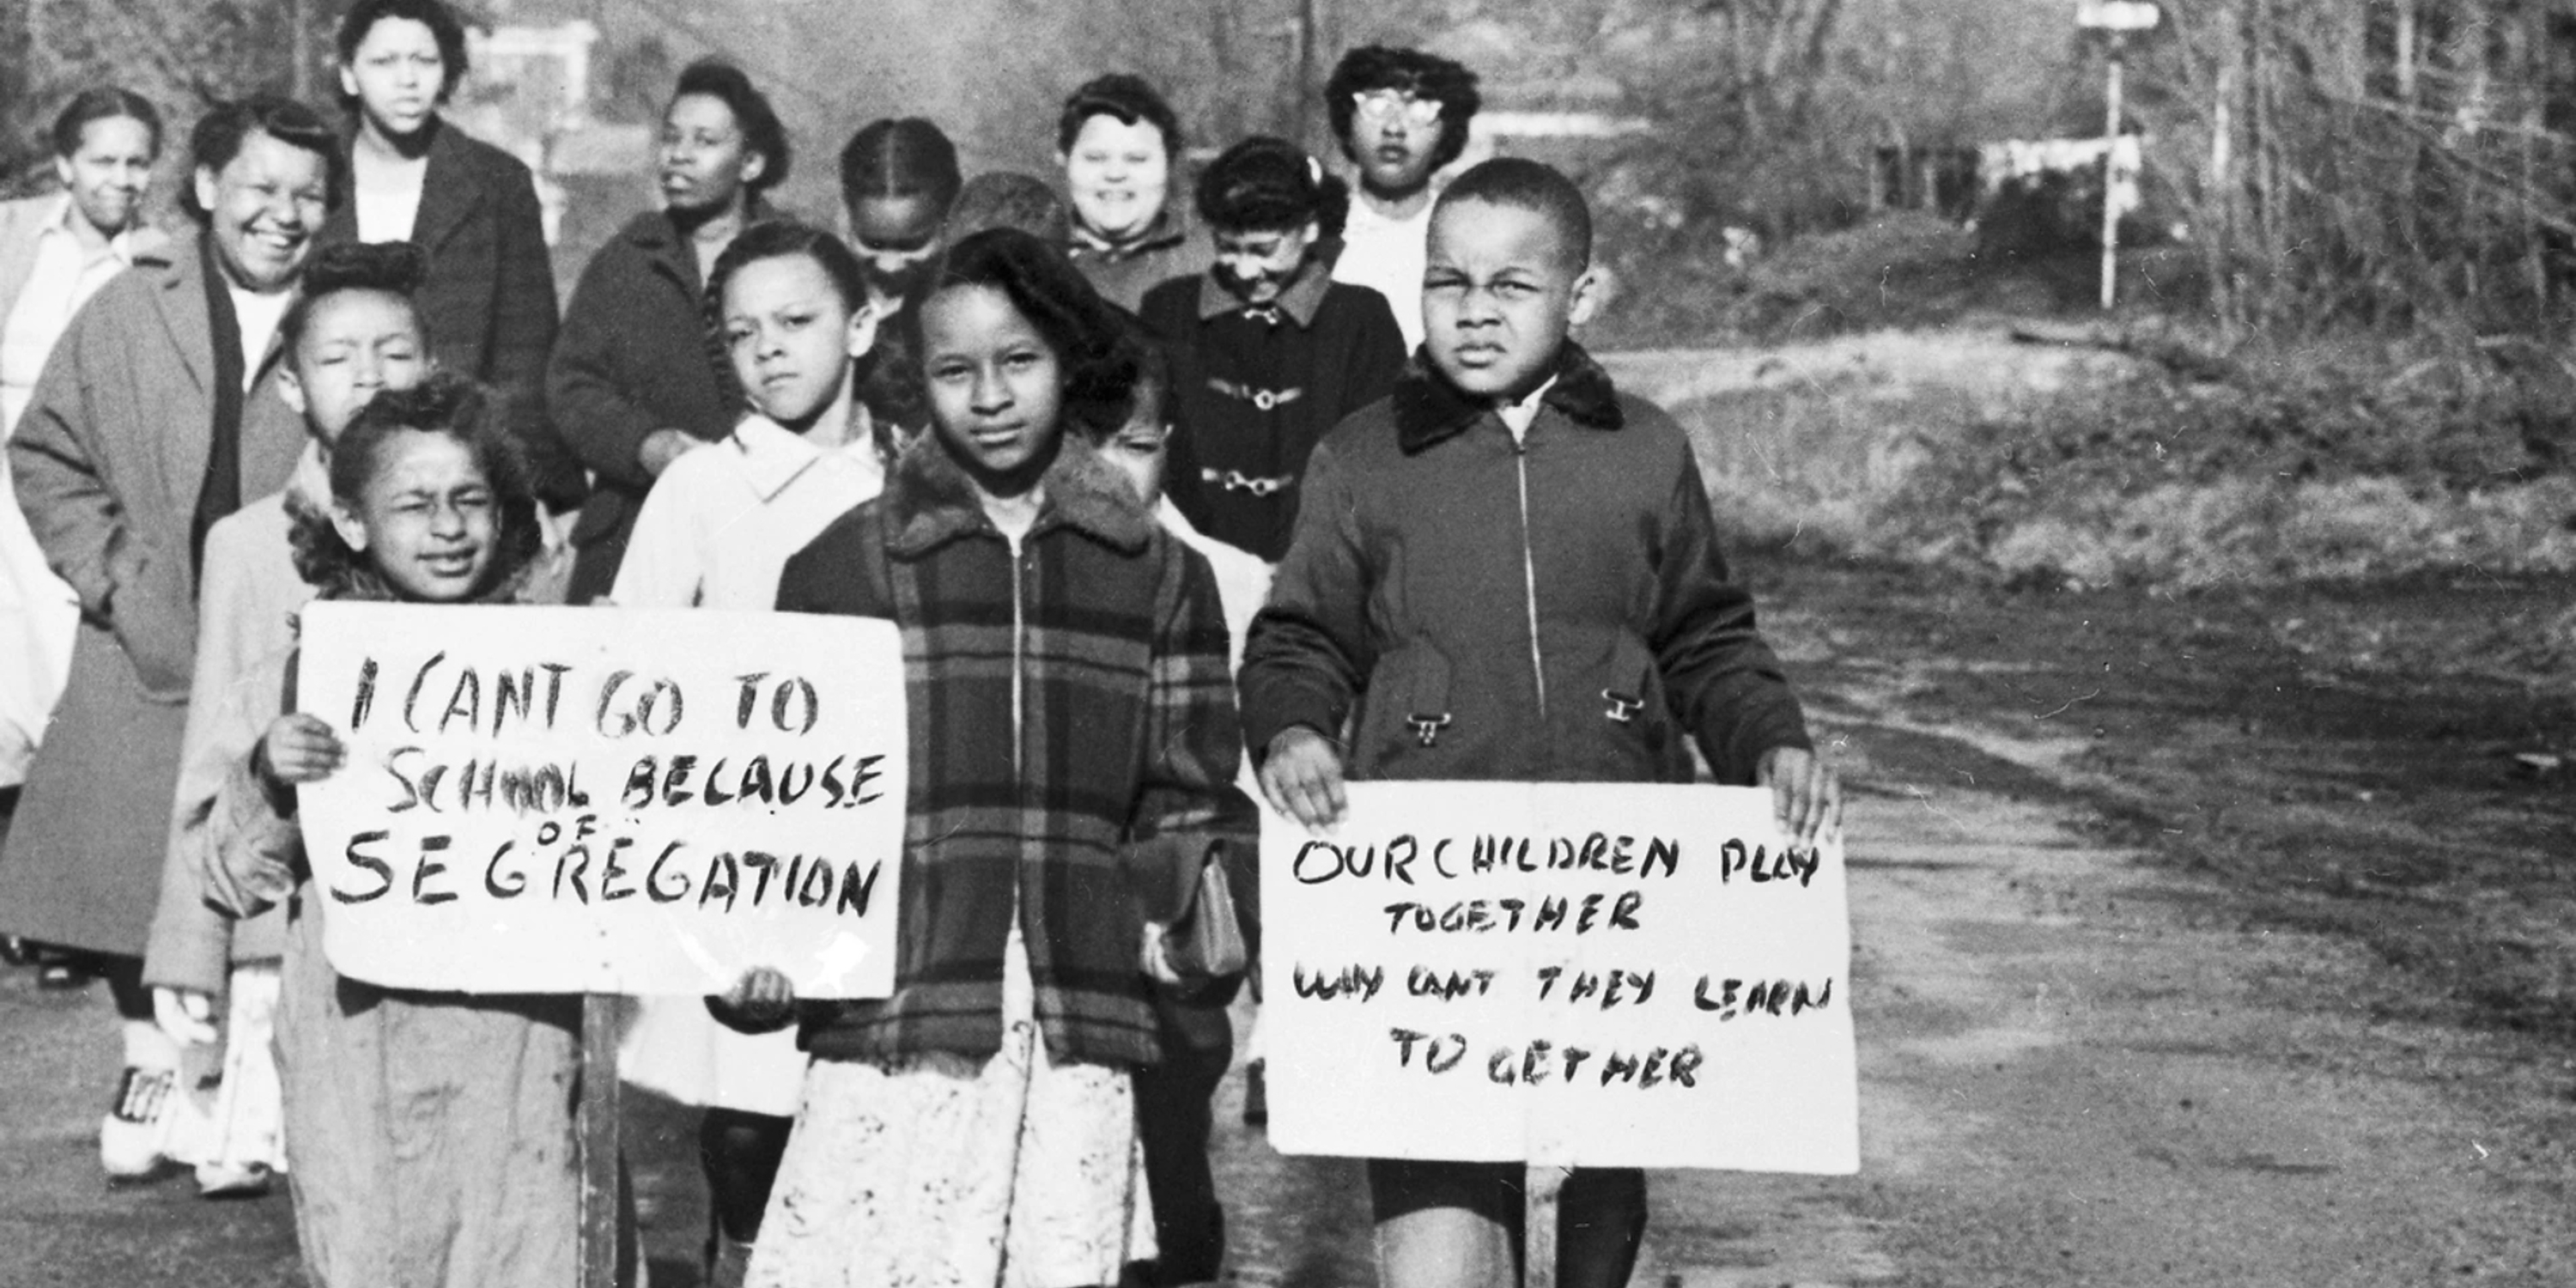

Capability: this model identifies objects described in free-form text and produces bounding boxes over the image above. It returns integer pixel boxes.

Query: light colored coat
[0,194,166,787]
[1,227,305,956]
[142,469,319,992]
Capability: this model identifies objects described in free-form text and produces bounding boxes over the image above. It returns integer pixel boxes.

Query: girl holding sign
[611,218,887,1287]
[196,374,586,1287]
[722,228,1255,1288]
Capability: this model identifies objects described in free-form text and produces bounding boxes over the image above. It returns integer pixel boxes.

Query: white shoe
[194,1160,275,1199]
[99,1066,178,1182]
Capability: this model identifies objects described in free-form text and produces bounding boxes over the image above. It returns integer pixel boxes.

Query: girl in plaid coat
[720,228,1255,1288]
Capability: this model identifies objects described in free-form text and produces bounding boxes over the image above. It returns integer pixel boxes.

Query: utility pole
[2077,2,2162,311]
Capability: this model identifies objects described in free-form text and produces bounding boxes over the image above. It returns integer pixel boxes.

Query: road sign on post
[2078,2,2160,309]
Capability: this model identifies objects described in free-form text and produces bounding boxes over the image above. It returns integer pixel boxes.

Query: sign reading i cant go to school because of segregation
[296,602,908,999]
[1262,781,1856,1173]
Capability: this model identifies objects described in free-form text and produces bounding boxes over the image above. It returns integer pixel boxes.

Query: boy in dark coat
[1239,158,1839,1288]
[1143,136,1405,562]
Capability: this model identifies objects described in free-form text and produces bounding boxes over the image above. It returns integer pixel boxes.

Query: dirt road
[4,562,2571,1286]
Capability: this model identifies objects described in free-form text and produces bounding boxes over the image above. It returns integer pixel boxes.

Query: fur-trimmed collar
[1393,339,1624,455]
[883,431,1159,558]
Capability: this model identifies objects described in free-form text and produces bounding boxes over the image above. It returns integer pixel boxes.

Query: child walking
[611,218,887,1288]
[1141,136,1405,562]
[722,228,1254,1288]
[1240,159,1841,1288]
[195,373,586,1287]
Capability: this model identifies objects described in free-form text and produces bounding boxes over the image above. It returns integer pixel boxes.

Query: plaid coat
[774,434,1254,1068]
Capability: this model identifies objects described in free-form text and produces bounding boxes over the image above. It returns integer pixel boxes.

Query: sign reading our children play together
[1261,781,1857,1174]
[296,602,908,999]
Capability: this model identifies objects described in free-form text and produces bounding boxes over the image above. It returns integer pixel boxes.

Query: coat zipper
[1512,437,1548,724]
[1008,532,1026,778]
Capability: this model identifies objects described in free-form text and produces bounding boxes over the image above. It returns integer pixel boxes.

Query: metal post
[1524,1164,1564,1288]
[2099,52,2123,310]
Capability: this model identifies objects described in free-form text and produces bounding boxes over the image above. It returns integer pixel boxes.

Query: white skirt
[748,927,1154,1288]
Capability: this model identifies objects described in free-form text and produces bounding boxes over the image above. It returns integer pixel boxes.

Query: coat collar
[1392,338,1624,455]
[618,197,777,291]
[1195,259,1330,328]
[883,430,1157,559]
[322,118,485,254]
[729,413,884,503]
[1070,203,1190,264]
[138,226,218,392]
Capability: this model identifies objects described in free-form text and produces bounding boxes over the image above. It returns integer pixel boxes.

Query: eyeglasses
[1352,90,1442,129]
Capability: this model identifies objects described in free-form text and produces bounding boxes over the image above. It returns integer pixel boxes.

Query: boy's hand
[1259,726,1346,833]
[153,987,219,1048]
[257,714,345,787]
[714,965,797,1030]
[1757,745,1840,848]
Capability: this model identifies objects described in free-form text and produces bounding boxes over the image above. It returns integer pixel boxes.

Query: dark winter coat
[547,209,744,601]
[320,121,579,512]
[1240,342,1814,787]
[773,435,1254,1068]
[1142,267,1406,562]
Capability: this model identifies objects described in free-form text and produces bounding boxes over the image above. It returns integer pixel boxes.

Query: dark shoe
[0,936,30,966]
[1242,1058,1267,1127]
[39,962,91,990]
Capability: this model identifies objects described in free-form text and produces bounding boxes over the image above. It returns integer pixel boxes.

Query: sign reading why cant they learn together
[1262,781,1856,1173]
[295,602,908,999]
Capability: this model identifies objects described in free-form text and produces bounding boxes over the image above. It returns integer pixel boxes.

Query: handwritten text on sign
[298,602,907,998]
[1261,782,1856,1173]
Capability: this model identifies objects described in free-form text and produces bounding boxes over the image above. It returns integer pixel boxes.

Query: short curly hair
[1324,46,1481,172]
[49,88,161,160]
[671,58,791,195]
[1054,73,1182,159]
[180,95,344,223]
[922,228,1140,443]
[296,372,544,599]
[335,0,472,107]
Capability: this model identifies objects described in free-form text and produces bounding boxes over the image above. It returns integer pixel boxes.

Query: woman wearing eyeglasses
[1322,46,1484,352]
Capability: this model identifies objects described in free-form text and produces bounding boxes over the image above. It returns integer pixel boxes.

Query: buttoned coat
[1,228,305,955]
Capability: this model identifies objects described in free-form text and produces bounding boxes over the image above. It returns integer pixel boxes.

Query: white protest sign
[1261,781,1856,1173]
[297,601,907,998]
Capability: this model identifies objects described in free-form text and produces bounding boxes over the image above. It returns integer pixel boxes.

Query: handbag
[1162,841,1249,981]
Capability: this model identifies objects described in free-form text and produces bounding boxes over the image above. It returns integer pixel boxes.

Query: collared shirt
[1332,195,1435,352]
[1498,374,1560,443]
[1,196,144,433]
[610,413,888,611]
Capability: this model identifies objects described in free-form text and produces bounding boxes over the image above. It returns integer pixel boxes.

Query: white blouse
[611,415,887,611]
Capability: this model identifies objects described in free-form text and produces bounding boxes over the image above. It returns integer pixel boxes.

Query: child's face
[281,290,429,444]
[1422,199,1596,400]
[330,429,500,602]
[1060,115,1169,242]
[1211,223,1319,307]
[722,252,876,431]
[339,15,446,141]
[847,194,945,300]
[920,284,1066,487]
[1098,385,1170,507]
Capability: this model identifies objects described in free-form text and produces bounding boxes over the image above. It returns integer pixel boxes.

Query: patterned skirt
[748,926,1156,1288]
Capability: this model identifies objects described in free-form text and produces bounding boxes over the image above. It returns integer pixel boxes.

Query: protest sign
[1261,781,1856,1173]
[296,602,907,999]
